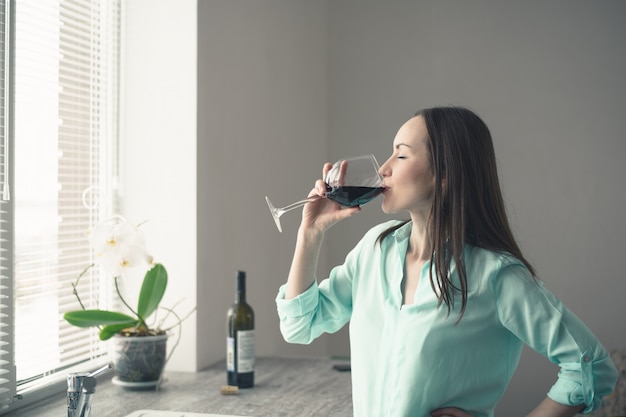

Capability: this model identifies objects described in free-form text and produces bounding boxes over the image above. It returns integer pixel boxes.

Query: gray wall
[197,1,626,414]
[197,0,334,365]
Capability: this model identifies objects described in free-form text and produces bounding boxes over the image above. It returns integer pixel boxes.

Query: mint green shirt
[276,221,617,417]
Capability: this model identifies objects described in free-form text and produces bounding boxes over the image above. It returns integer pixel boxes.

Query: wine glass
[265,154,384,232]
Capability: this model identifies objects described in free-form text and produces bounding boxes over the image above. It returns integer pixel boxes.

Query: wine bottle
[226,270,255,388]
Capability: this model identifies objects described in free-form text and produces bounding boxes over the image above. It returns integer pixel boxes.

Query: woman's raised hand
[300,162,361,234]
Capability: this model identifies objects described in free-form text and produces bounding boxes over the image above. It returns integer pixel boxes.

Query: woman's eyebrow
[395,143,413,150]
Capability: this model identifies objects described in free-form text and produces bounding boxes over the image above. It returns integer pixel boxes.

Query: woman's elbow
[279,321,315,345]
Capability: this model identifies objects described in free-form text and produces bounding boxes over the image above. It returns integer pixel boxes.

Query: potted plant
[64,215,195,390]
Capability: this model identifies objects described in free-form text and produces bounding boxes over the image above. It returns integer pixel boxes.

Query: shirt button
[583,356,591,363]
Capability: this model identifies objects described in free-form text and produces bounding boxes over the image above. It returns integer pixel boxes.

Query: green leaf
[137,263,167,320]
[64,310,137,327]
[99,323,139,340]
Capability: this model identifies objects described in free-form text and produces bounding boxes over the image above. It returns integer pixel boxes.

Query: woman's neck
[408,218,431,261]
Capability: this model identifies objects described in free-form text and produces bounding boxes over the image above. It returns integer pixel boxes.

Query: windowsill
[3,357,352,417]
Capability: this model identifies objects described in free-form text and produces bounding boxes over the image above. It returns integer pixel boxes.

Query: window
[1,0,121,411]
[0,0,16,408]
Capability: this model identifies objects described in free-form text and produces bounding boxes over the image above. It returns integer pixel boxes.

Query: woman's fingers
[314,179,327,196]
[322,162,332,181]
[431,407,473,417]
[337,159,348,186]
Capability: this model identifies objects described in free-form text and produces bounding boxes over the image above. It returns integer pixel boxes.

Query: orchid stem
[71,263,95,310]
[114,276,145,328]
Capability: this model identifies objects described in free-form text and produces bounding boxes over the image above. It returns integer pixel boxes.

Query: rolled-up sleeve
[493,264,618,413]
[276,274,353,345]
[275,225,379,346]
[546,349,617,412]
[276,281,321,344]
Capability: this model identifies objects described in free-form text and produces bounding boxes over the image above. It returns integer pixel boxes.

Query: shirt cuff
[275,281,319,318]
[547,352,599,413]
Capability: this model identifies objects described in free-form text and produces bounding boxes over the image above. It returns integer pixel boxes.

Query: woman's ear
[433,176,447,200]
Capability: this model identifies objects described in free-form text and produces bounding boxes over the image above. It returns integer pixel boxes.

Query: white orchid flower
[88,215,153,277]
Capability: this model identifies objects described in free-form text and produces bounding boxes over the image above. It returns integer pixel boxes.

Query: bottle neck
[236,271,246,303]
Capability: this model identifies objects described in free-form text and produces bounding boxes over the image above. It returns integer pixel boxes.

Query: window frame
[0,0,122,412]
[0,0,16,411]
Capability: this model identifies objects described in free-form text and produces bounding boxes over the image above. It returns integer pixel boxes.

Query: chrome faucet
[67,364,112,417]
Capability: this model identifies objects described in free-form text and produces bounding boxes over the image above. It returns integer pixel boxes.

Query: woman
[275,106,617,417]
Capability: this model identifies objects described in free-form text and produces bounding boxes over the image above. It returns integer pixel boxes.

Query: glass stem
[277,195,322,214]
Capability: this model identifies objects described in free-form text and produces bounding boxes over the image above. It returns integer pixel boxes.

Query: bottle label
[236,330,255,373]
[226,337,235,372]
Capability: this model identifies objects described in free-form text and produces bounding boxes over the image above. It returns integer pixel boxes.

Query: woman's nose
[378,159,390,177]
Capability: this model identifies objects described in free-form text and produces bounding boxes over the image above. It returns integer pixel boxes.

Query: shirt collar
[393,220,412,243]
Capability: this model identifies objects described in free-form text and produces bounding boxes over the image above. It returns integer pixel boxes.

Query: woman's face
[378,115,436,216]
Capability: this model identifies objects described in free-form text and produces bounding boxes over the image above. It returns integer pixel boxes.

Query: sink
[125,411,251,417]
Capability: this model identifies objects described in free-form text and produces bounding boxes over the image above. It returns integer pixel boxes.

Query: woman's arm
[285,164,361,299]
[526,398,585,417]
[493,264,618,413]
[284,226,324,299]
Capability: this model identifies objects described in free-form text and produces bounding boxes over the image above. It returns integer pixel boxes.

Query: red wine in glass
[265,154,383,232]
[325,185,385,207]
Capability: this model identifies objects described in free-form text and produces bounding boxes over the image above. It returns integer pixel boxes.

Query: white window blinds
[0,0,17,410]
[5,0,120,407]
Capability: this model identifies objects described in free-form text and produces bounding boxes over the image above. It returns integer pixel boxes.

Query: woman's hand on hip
[431,407,474,417]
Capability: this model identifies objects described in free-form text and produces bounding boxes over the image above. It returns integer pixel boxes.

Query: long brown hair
[378,106,535,319]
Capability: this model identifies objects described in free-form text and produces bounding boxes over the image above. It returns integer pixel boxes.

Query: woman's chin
[380,202,395,215]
